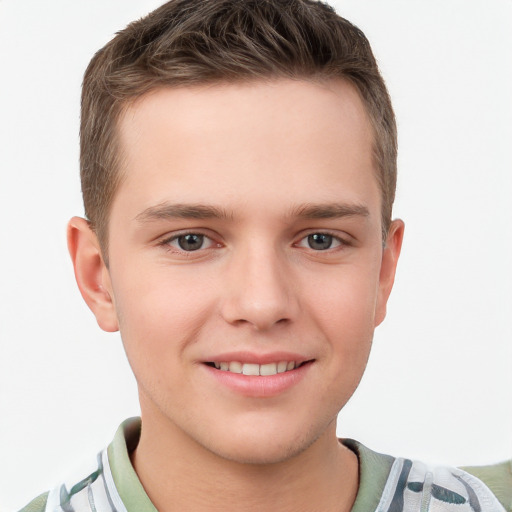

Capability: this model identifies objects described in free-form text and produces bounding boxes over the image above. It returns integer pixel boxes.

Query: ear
[67,217,119,332]
[374,219,405,326]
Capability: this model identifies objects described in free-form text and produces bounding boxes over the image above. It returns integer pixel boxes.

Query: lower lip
[202,362,313,398]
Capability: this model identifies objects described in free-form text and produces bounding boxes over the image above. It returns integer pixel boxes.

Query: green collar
[342,438,395,512]
[107,418,157,512]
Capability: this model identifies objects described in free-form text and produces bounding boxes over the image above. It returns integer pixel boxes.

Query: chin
[199,420,327,466]
[210,441,308,466]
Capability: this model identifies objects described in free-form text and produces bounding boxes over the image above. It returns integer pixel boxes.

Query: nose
[220,244,299,331]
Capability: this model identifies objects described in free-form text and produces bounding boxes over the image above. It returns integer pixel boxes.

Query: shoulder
[15,419,146,512]
[16,447,114,512]
[17,492,49,512]
[462,459,512,512]
[388,457,510,512]
[344,439,512,512]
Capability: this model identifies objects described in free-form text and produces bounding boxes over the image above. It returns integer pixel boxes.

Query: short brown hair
[81,0,397,257]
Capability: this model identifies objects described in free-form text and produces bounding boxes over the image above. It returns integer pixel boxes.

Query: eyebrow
[290,202,370,220]
[135,203,234,223]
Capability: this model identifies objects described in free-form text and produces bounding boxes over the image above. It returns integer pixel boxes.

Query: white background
[0,1,511,510]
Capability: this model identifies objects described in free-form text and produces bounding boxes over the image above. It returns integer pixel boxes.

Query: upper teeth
[214,361,297,376]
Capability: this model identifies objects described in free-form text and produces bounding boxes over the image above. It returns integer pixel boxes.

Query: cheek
[308,264,380,336]
[304,263,379,386]
[111,266,217,369]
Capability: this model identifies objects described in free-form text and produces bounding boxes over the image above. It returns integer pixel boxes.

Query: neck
[131,403,359,512]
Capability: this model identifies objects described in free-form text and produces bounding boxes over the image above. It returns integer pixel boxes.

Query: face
[77,79,402,464]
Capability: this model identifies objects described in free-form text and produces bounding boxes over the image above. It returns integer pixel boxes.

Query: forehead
[114,79,379,217]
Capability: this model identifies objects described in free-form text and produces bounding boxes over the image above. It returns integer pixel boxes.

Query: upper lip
[202,351,313,365]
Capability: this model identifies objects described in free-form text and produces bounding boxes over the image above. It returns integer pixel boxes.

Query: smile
[207,361,307,376]
[203,358,314,397]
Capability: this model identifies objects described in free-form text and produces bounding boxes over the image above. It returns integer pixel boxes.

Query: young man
[19,1,511,511]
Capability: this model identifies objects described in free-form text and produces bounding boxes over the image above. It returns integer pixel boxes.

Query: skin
[68,78,404,511]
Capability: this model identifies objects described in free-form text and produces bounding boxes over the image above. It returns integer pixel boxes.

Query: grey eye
[307,233,333,250]
[177,234,205,251]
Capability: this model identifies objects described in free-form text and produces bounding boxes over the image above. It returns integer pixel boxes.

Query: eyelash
[158,231,220,253]
[294,232,351,251]
[158,230,351,254]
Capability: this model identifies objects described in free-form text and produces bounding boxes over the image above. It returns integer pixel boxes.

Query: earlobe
[67,217,119,332]
[374,219,405,327]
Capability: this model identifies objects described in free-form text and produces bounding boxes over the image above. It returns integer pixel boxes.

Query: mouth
[202,356,314,397]
[204,360,313,376]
